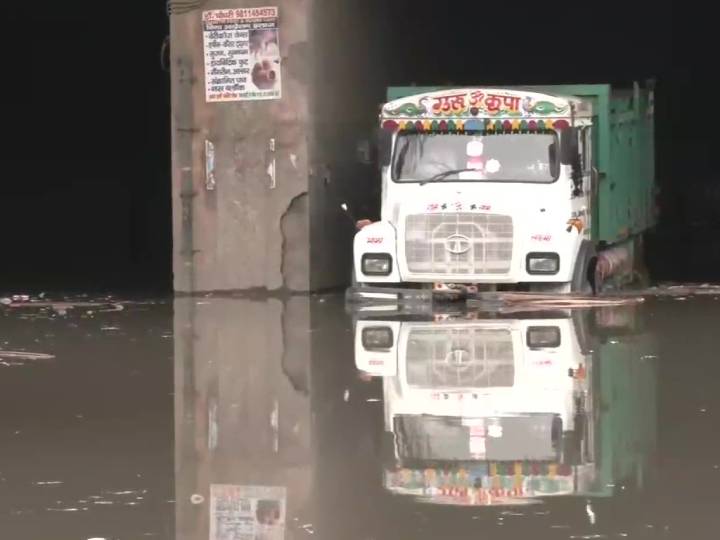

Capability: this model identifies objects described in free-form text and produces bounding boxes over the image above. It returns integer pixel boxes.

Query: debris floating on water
[0,295,126,315]
[0,351,55,361]
[469,291,645,313]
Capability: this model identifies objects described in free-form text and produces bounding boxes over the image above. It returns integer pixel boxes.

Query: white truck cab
[353,88,596,293]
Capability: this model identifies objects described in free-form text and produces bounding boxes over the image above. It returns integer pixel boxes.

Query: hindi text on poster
[202,7,281,102]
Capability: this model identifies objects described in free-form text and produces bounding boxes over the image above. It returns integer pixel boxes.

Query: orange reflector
[573,364,587,380]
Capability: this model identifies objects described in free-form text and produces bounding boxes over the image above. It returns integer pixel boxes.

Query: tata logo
[444,234,471,254]
[446,348,471,365]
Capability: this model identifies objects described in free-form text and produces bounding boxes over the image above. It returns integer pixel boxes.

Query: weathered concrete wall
[174,297,312,538]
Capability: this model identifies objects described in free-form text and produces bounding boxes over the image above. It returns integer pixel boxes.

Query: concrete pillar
[170,0,314,293]
[170,0,386,293]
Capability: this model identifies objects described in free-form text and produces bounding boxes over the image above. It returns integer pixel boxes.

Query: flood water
[1,292,719,539]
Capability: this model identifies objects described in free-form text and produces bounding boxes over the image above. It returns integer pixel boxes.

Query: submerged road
[0,291,719,539]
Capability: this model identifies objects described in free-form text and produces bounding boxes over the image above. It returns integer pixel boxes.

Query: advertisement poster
[210,484,286,540]
[202,7,281,102]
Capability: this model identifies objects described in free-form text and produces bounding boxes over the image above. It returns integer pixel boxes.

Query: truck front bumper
[354,220,582,285]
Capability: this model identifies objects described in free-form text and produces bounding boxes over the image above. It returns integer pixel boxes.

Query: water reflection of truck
[352,84,656,294]
[353,306,657,506]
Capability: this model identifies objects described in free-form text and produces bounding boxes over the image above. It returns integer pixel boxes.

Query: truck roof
[385,83,633,103]
[386,85,586,103]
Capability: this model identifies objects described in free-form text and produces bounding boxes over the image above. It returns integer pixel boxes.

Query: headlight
[362,326,394,350]
[362,253,392,276]
[526,252,560,274]
[527,326,561,348]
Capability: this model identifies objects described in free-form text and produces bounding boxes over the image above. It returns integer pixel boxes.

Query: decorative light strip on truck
[381,117,571,133]
[390,461,574,483]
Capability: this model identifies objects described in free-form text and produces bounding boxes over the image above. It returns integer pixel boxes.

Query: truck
[352,83,656,295]
[352,305,658,506]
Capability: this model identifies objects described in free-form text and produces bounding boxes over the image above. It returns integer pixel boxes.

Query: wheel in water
[571,242,598,295]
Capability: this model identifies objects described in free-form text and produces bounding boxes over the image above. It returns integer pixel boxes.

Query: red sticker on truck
[531,234,552,242]
[532,359,554,367]
[426,202,492,212]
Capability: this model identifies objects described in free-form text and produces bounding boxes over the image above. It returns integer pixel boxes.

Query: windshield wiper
[418,168,479,186]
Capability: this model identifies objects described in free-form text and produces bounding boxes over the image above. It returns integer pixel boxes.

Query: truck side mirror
[377,128,393,168]
[560,127,583,195]
[560,127,579,165]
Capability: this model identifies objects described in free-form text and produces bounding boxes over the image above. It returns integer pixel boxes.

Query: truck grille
[405,327,514,388]
[404,213,513,275]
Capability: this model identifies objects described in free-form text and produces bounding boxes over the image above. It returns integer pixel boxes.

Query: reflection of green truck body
[588,332,658,496]
[386,84,656,245]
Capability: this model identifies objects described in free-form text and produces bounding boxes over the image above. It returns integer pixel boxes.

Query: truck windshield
[392,132,560,183]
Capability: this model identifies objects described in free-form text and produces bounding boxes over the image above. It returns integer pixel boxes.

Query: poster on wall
[202,7,281,102]
[210,484,287,540]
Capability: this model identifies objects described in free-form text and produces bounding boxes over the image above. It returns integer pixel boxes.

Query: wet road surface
[0,300,174,539]
[1,292,719,539]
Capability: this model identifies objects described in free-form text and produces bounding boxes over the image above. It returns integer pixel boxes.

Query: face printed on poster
[249,29,280,90]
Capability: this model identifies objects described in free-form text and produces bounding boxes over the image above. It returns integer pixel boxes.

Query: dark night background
[1,1,714,294]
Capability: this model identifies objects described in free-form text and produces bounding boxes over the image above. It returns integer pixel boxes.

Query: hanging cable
[160,35,170,72]
[167,0,209,16]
